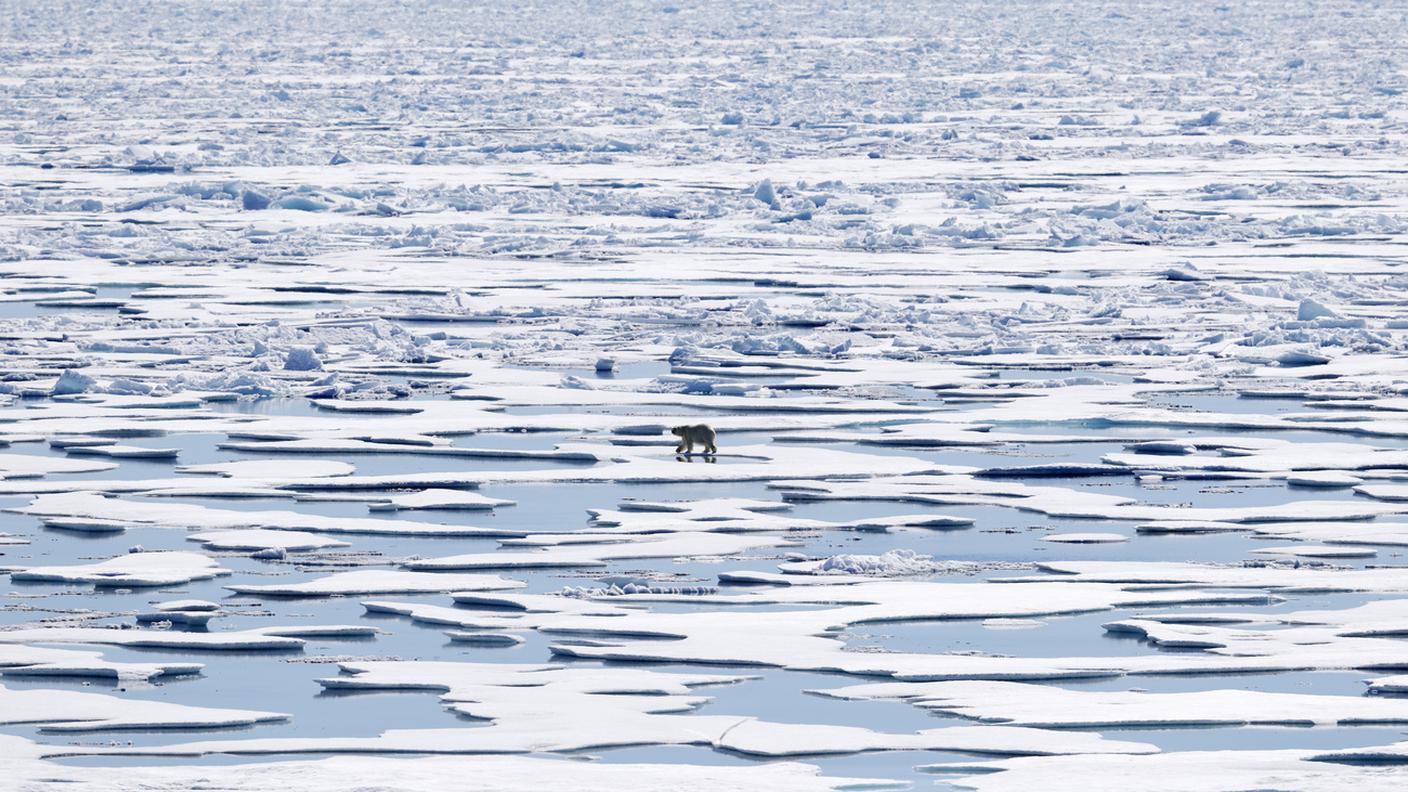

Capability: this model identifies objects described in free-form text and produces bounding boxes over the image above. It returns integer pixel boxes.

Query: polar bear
[671,424,717,455]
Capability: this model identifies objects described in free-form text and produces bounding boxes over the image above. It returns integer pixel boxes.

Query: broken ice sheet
[0,736,901,791]
[7,0,1408,787]
[365,579,1283,680]
[53,661,1154,760]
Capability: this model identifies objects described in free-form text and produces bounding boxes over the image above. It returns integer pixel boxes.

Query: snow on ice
[3,0,1408,788]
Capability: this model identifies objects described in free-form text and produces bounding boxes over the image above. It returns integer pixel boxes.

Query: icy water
[4,387,1408,788]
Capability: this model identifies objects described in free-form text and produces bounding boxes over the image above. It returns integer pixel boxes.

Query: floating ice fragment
[1124,441,1196,455]
[1041,533,1127,544]
[0,738,893,791]
[0,644,200,681]
[225,570,524,596]
[367,489,515,512]
[1249,545,1376,559]
[10,551,228,588]
[446,632,525,646]
[1286,472,1361,488]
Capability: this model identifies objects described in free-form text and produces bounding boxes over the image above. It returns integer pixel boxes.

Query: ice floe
[64,661,1152,759]
[817,680,1408,728]
[225,570,525,597]
[0,683,287,732]
[0,645,201,681]
[0,735,895,791]
[9,551,229,588]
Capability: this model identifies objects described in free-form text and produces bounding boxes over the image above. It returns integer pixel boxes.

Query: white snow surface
[0,736,893,791]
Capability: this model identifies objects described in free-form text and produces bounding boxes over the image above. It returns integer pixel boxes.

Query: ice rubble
[775,549,1002,577]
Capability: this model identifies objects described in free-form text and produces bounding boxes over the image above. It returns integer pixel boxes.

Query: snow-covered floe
[226,570,525,596]
[347,580,1277,679]
[10,551,229,588]
[188,529,351,552]
[0,454,117,478]
[11,492,523,537]
[0,683,287,732]
[0,645,201,681]
[0,736,895,791]
[367,489,516,511]
[0,626,372,651]
[817,680,1408,728]
[63,661,1152,759]
[933,746,1408,792]
[1018,561,1408,593]
[407,533,795,570]
[775,474,1408,524]
[1041,533,1128,544]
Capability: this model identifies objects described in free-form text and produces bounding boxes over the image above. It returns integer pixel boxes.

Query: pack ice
[3,0,1407,789]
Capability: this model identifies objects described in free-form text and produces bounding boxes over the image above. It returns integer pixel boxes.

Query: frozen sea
[3,1,1408,790]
